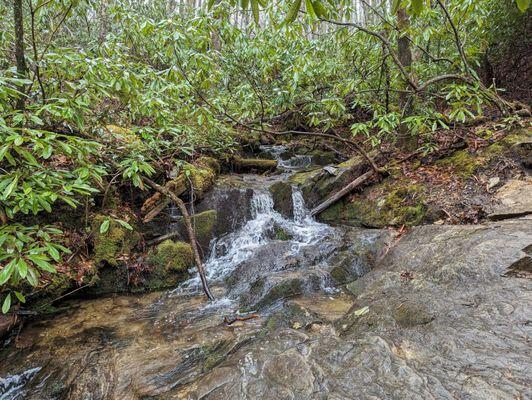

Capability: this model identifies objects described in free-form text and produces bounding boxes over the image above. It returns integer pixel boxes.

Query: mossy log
[232,157,278,172]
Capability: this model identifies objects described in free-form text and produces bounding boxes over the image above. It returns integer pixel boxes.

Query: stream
[0,147,365,399]
[1,146,531,399]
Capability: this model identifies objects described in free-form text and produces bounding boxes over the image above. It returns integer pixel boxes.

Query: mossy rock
[274,226,293,241]
[269,182,293,219]
[436,150,482,178]
[26,272,74,313]
[319,181,426,228]
[92,216,140,266]
[174,210,217,252]
[197,156,221,175]
[186,164,217,199]
[435,129,530,178]
[144,240,194,291]
[287,168,321,186]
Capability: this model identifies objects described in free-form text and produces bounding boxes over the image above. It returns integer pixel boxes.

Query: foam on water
[0,368,41,400]
[176,185,333,297]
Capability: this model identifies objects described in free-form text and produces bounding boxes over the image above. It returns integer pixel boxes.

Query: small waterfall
[260,145,312,171]
[176,186,334,299]
[292,189,309,223]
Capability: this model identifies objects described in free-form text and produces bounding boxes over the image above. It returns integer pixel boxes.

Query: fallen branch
[223,313,259,325]
[310,170,375,216]
[143,177,215,301]
[101,154,214,301]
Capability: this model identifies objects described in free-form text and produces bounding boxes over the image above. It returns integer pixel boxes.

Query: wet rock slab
[176,218,532,399]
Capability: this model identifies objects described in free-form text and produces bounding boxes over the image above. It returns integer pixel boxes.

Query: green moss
[197,156,221,174]
[185,163,216,198]
[149,240,193,273]
[319,182,426,228]
[92,215,140,266]
[337,156,363,168]
[144,240,194,291]
[174,210,217,250]
[274,226,293,241]
[287,168,320,186]
[436,150,481,178]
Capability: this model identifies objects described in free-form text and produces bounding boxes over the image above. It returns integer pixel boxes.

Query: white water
[176,185,334,298]
[260,145,312,171]
[0,368,41,400]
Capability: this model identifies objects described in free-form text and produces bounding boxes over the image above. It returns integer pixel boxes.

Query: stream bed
[1,147,531,399]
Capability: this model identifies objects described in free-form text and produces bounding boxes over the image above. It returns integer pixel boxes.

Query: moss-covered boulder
[144,240,194,291]
[92,216,140,266]
[173,209,217,253]
[288,156,371,208]
[274,225,293,241]
[269,182,293,219]
[319,181,426,228]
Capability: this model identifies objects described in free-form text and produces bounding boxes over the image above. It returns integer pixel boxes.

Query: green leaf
[28,255,56,273]
[411,0,424,15]
[241,0,249,10]
[516,0,529,12]
[47,245,60,261]
[3,176,18,199]
[116,219,133,230]
[17,258,28,279]
[2,293,11,314]
[0,259,16,285]
[14,291,26,303]
[312,1,327,18]
[100,219,110,234]
[285,0,302,23]
[305,0,317,19]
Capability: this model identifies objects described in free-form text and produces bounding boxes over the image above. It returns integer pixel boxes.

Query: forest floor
[317,118,531,228]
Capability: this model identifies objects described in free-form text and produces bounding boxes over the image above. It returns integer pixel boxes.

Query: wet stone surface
[1,146,531,400]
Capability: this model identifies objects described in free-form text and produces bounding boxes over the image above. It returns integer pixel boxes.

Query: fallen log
[310,170,375,216]
[232,157,277,172]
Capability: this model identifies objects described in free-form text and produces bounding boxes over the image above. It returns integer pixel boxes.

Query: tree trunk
[13,0,27,110]
[396,7,416,151]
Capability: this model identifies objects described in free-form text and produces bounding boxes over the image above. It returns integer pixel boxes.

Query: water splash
[260,145,312,171]
[176,186,334,297]
[0,368,41,400]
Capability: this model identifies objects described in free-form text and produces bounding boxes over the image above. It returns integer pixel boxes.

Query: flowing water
[0,147,372,399]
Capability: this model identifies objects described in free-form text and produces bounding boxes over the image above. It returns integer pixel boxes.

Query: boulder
[319,181,426,228]
[172,210,218,253]
[269,181,293,219]
[288,155,370,208]
[143,240,193,290]
[488,178,532,220]
[91,215,140,266]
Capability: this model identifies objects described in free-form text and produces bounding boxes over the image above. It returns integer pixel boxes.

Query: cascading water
[0,368,41,400]
[0,145,354,400]
[176,183,335,304]
[259,145,312,171]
